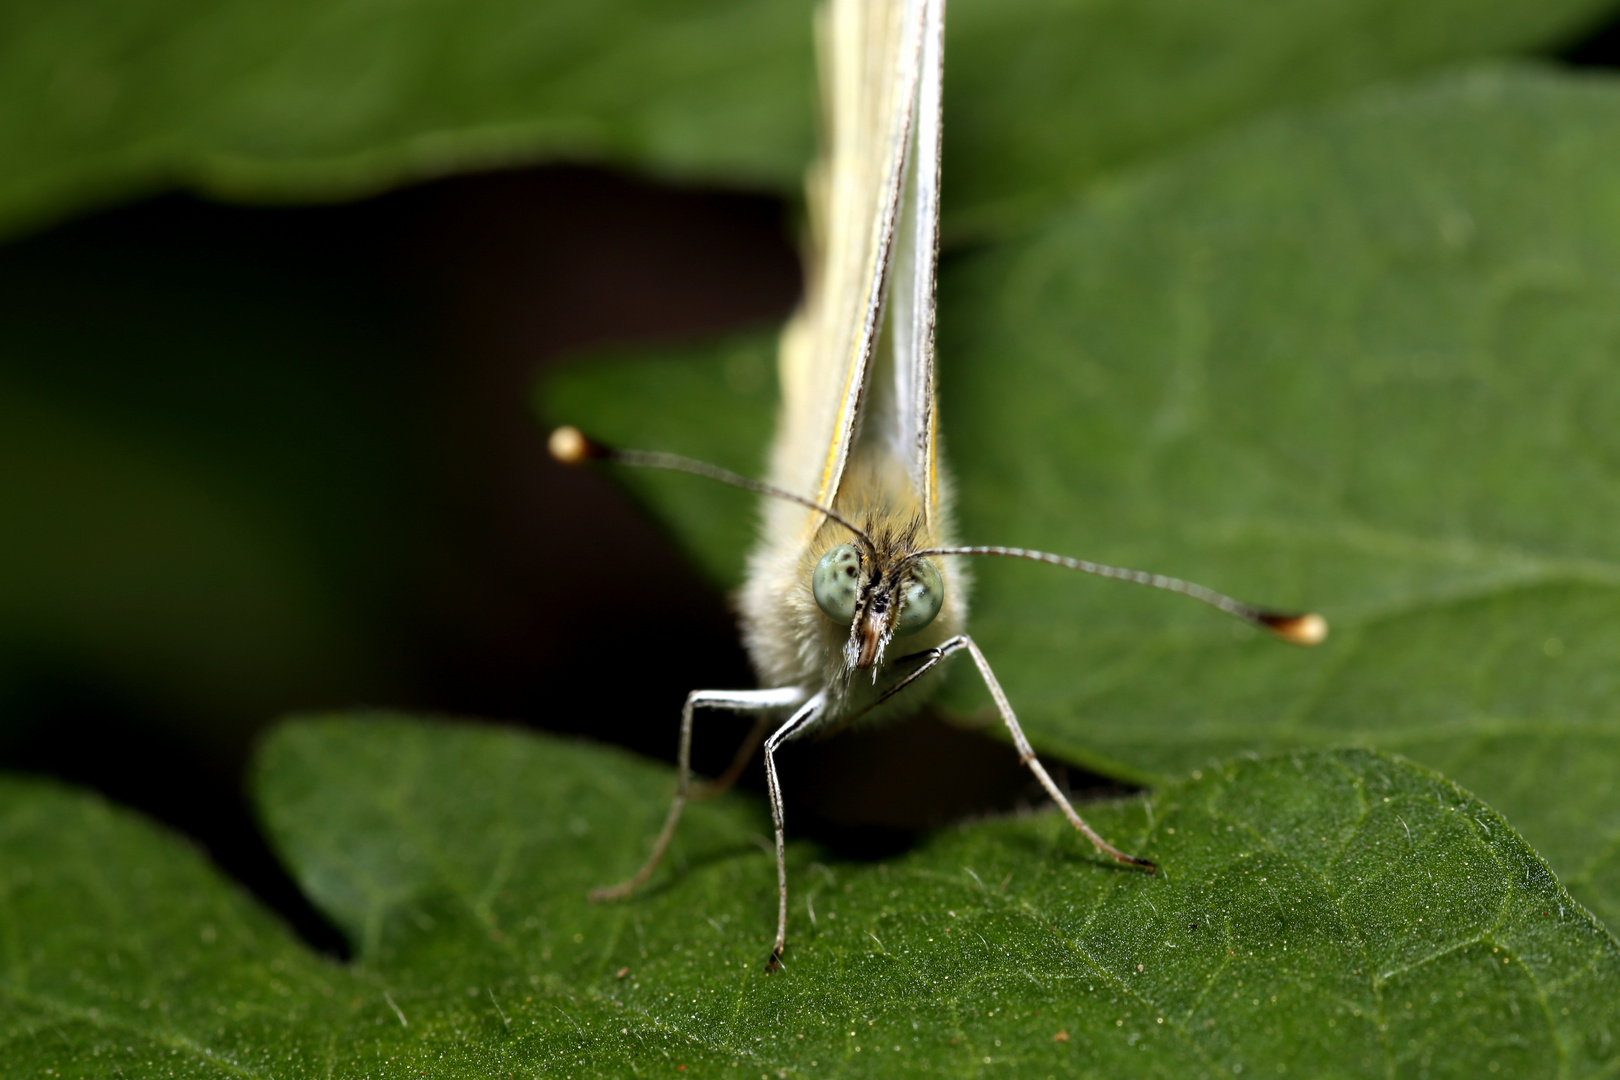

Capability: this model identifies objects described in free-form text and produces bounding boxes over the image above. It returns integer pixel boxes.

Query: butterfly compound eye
[895,558,944,635]
[812,544,862,624]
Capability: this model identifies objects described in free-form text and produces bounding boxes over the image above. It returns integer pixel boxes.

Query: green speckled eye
[812,544,862,624]
[895,558,944,635]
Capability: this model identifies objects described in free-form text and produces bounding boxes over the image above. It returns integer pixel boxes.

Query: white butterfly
[551,0,1323,970]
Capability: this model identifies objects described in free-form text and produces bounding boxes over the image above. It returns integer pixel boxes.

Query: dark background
[2,25,1617,957]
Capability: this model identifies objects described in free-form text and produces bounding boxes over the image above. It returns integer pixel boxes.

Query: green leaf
[0,773,363,1074]
[4,0,1614,239]
[0,0,817,239]
[11,713,1620,1075]
[944,0,1620,236]
[538,66,1620,931]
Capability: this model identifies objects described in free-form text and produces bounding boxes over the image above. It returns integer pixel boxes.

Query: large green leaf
[4,0,1614,239]
[7,712,1619,1076]
[0,0,816,240]
[539,65,1620,931]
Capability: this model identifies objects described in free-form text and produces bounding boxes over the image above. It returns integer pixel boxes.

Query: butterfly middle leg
[590,686,808,903]
[884,635,1157,873]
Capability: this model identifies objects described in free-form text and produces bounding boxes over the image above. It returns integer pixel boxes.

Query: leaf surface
[540,66,1620,929]
[0,0,816,238]
[3,0,1613,238]
[944,0,1619,235]
[10,713,1620,1076]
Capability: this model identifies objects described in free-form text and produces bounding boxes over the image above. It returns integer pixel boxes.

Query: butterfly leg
[890,635,1155,872]
[762,691,828,971]
[591,686,807,903]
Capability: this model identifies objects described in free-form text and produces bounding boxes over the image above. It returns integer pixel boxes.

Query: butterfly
[550,0,1324,971]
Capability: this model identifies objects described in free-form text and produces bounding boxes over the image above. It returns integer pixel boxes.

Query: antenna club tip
[1261,612,1329,647]
[548,425,600,465]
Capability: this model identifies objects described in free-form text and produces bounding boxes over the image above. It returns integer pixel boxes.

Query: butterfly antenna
[913,545,1327,646]
[549,426,874,544]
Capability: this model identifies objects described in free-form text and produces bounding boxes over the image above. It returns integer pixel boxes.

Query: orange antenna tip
[1259,612,1328,647]
[548,425,599,465]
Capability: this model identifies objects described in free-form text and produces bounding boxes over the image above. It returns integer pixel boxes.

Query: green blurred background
[3,0,1618,953]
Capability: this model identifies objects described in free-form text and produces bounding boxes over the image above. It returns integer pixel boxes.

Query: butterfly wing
[742,0,955,692]
[768,0,940,532]
[884,0,945,523]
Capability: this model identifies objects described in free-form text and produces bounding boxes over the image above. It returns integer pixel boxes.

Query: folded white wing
[767,0,944,534]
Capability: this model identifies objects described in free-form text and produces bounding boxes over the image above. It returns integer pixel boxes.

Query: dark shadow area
[1560,7,1620,67]
[0,162,1130,955]
[778,709,1140,860]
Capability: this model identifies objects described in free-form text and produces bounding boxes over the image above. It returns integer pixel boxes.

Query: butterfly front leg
[590,686,807,903]
[761,691,828,971]
[884,636,1157,873]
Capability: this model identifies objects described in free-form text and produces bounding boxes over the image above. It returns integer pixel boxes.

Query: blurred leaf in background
[2,0,1615,241]
[948,0,1620,234]
[0,0,817,239]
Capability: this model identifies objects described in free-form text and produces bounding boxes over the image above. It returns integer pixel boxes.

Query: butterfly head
[812,519,945,672]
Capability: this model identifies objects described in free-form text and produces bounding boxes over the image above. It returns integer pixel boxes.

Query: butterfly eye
[895,558,944,636]
[812,544,862,624]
